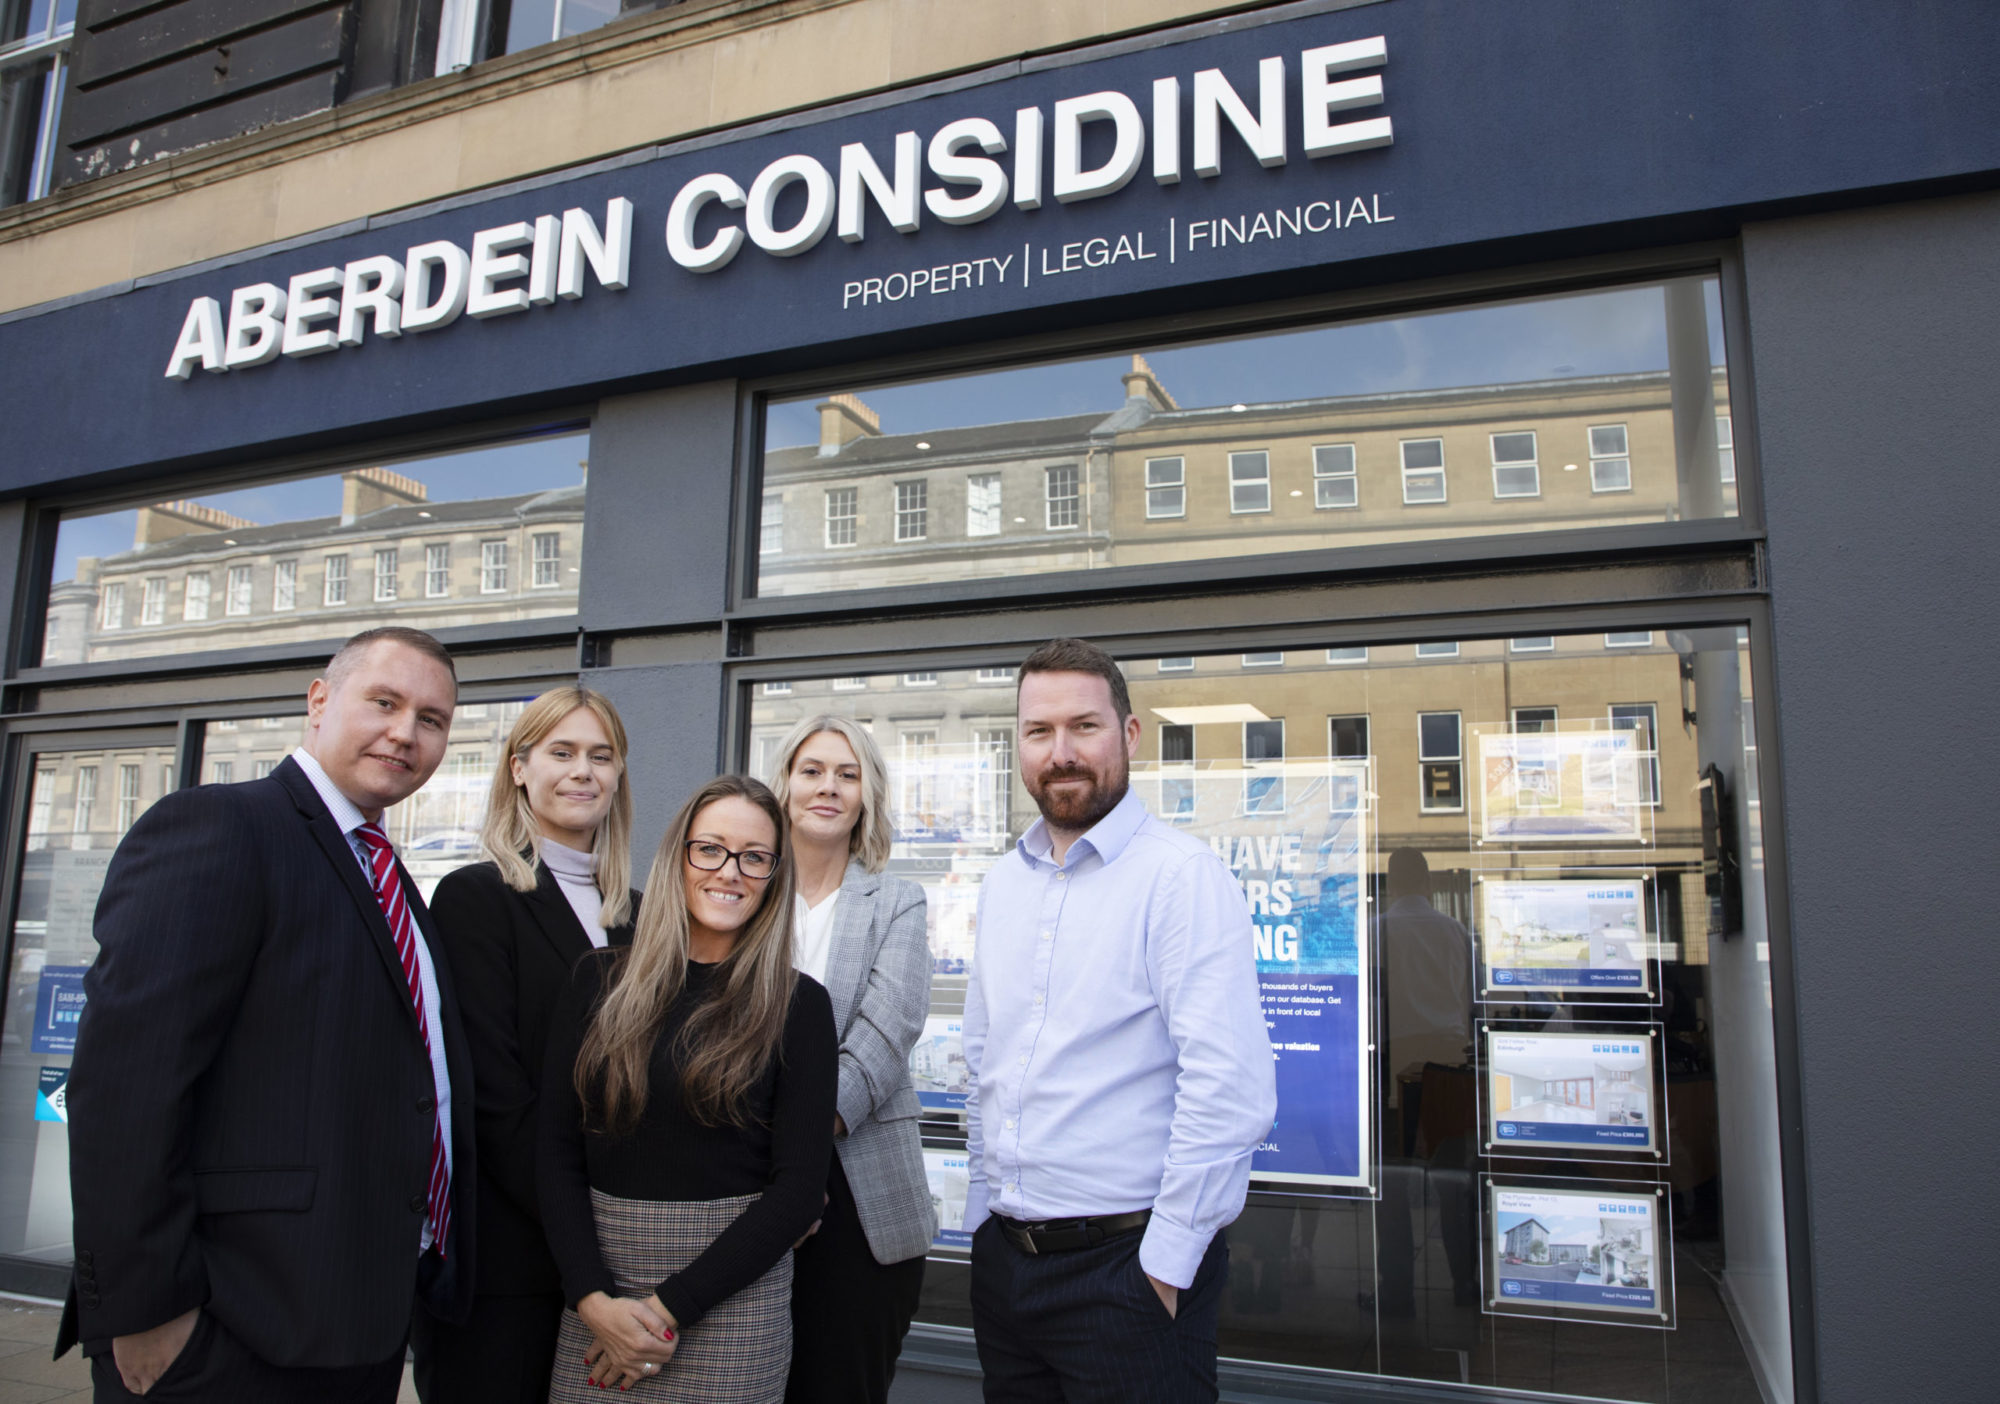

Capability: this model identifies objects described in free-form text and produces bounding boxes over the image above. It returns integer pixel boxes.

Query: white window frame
[894,480,929,541]
[28,767,55,850]
[966,473,1003,537]
[1418,710,1465,814]
[975,666,1016,683]
[1045,465,1081,529]
[832,676,868,691]
[210,760,233,785]
[761,681,792,697]
[141,577,167,625]
[1158,722,1196,821]
[323,555,348,606]
[1228,450,1271,514]
[902,672,939,687]
[825,487,858,547]
[1511,636,1555,653]
[1511,706,1559,734]
[1589,423,1633,493]
[1328,713,1370,759]
[1716,414,1736,484]
[1490,430,1540,498]
[1605,631,1653,648]
[1609,703,1662,806]
[1242,652,1284,668]
[73,765,97,835]
[225,565,253,616]
[1145,457,1186,519]
[1401,438,1447,504]
[0,16,75,210]
[1325,646,1368,664]
[181,573,210,621]
[425,544,450,598]
[273,560,297,611]
[374,548,399,603]
[760,494,784,557]
[1242,718,1286,815]
[98,581,125,630]
[480,541,509,594]
[1415,641,1459,658]
[1158,657,1194,672]
[532,532,562,587]
[1313,444,1358,509]
[116,764,141,832]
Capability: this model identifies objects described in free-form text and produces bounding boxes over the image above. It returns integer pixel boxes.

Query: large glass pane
[746,625,1786,1401]
[42,428,588,668]
[757,279,1737,597]
[0,736,177,1262]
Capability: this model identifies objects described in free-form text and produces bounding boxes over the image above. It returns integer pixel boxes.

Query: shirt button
[1056,871,1068,881]
[408,1194,427,1213]
[1004,1181,1016,1192]
[1041,931,1053,941]
[1033,992,1044,1005]
[1005,1118,1016,1130]
[1017,1055,1027,1066]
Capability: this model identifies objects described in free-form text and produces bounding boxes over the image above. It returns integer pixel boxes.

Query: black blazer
[426,858,637,1297]
[56,757,477,1368]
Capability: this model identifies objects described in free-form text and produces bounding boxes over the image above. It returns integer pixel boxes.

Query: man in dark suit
[57,625,477,1402]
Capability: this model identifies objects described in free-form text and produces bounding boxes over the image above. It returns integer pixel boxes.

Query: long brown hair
[480,686,634,928]
[574,775,797,1133]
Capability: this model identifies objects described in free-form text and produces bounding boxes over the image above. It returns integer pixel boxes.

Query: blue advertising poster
[924,1149,973,1253]
[1491,1185,1663,1317]
[35,1067,68,1123]
[1152,760,1371,1190]
[1486,1030,1657,1155]
[911,1017,969,1110]
[31,966,89,1055]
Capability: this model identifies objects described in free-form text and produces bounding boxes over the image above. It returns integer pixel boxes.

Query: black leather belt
[993,1209,1152,1255]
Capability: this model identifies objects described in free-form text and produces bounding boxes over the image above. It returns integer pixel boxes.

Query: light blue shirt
[291,748,454,1251]
[962,786,1276,1288]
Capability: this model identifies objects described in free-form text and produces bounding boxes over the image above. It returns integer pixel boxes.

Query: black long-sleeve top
[537,951,837,1328]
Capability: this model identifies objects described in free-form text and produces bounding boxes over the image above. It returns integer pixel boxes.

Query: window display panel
[0,737,177,1263]
[757,278,1736,597]
[41,427,588,667]
[745,625,1786,1402]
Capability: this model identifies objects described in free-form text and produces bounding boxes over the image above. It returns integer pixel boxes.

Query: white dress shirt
[962,786,1276,1288]
[792,890,841,986]
[291,748,454,1250]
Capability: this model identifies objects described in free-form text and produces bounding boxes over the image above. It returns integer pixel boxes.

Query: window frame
[966,473,1003,537]
[273,560,298,612]
[531,531,562,587]
[480,540,509,594]
[894,479,929,542]
[1417,709,1465,814]
[1045,464,1081,530]
[424,544,450,599]
[1589,422,1633,494]
[373,548,399,603]
[824,487,859,548]
[1490,429,1541,499]
[1228,450,1272,515]
[1144,457,1186,519]
[225,565,253,616]
[1313,443,1358,510]
[181,573,210,622]
[322,555,348,606]
[1400,438,1448,504]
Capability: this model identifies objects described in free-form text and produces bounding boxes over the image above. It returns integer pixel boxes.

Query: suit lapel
[522,859,595,964]
[274,758,423,1029]
[822,862,878,1032]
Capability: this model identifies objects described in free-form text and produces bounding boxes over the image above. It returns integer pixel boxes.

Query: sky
[766,279,1727,449]
[54,429,589,583]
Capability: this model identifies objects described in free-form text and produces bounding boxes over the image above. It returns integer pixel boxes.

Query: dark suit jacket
[56,757,478,1368]
[425,858,637,1297]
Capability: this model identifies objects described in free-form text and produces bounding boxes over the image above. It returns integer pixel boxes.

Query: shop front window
[744,623,1786,1403]
[39,428,587,667]
[757,278,1736,597]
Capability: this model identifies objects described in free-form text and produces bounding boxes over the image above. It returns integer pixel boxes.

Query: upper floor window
[480,541,509,593]
[1491,431,1540,498]
[273,560,298,612]
[1401,439,1446,504]
[323,555,348,606]
[374,549,399,603]
[1229,451,1271,514]
[98,582,124,631]
[425,545,450,598]
[1145,458,1185,519]
[1325,646,1367,664]
[1045,465,1080,529]
[532,532,562,587]
[226,565,253,616]
[182,573,210,621]
[140,577,166,625]
[1416,640,1459,658]
[1314,445,1357,509]
[1716,414,1736,483]
[967,475,1002,537]
[895,481,928,542]
[1590,424,1632,493]
[0,0,75,211]
[825,488,858,547]
[760,494,785,556]
[434,0,621,73]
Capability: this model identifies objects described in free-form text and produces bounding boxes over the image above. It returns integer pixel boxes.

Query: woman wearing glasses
[414,686,641,1404]
[767,717,935,1404]
[538,776,836,1402]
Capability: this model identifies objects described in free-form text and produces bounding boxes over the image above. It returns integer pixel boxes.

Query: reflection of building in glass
[1502,1217,1549,1261]
[43,467,583,665]
[759,356,1734,596]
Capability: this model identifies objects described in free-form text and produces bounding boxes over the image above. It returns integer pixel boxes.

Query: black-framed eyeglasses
[684,841,780,880]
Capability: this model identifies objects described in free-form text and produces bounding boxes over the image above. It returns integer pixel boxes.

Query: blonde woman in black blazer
[769,715,936,1404]
[412,686,643,1404]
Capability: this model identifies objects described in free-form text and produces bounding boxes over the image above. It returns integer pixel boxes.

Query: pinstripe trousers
[969,1218,1228,1403]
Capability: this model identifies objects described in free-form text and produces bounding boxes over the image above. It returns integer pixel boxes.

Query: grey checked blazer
[817,861,938,1265]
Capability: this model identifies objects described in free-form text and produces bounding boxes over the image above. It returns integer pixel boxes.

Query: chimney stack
[817,394,881,456]
[1120,354,1178,412]
[341,467,428,525]
[134,500,257,547]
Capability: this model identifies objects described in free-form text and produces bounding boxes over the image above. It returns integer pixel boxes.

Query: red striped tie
[356,821,451,1258]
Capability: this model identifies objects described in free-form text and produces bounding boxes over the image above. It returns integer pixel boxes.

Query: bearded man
[960,637,1276,1403]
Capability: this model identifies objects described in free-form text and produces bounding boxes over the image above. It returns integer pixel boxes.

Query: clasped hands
[577,1291,677,1391]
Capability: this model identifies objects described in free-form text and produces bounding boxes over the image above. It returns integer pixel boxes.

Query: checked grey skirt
[547,1190,792,1404]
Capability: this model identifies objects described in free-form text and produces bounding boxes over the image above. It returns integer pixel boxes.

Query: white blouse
[792,889,841,986]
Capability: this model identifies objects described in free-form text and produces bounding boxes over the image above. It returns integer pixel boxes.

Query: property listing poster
[1478,732,1643,843]
[1142,760,1372,1190]
[1479,878,1649,994]
[1484,1029,1657,1155]
[923,1148,972,1253]
[1489,1184,1665,1319]
[910,1016,969,1110]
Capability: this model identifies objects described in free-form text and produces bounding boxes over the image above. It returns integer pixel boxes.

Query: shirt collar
[1017,785,1148,870]
[291,747,370,838]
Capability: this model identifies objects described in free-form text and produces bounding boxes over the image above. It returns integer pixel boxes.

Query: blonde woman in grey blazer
[769,715,937,1404]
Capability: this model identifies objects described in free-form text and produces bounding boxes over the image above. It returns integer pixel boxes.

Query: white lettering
[401,242,470,334]
[1151,77,1181,184]
[529,213,560,304]
[223,283,287,368]
[1193,57,1287,176]
[667,173,748,272]
[746,156,836,257]
[1013,107,1044,209]
[1051,91,1144,203]
[557,197,633,299]
[164,297,226,379]
[839,132,922,241]
[338,255,404,345]
[279,267,342,357]
[1301,37,1392,158]
[925,118,1010,225]
[467,222,534,318]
